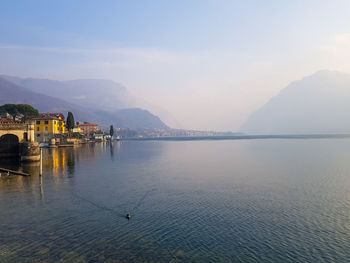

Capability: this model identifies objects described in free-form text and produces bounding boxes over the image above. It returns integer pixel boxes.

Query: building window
[44,121,49,124]
[37,134,40,137]
[37,127,39,131]
[36,121,40,124]
[45,126,48,131]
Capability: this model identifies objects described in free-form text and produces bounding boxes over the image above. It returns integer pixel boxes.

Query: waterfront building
[72,126,83,134]
[33,113,66,142]
[93,133,104,141]
[76,122,99,136]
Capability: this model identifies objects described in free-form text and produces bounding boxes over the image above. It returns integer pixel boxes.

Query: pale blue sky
[1,1,350,130]
[2,0,349,51]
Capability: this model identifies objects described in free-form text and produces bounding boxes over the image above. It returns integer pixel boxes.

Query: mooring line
[71,190,179,261]
[71,187,157,218]
[72,193,119,215]
[132,187,157,211]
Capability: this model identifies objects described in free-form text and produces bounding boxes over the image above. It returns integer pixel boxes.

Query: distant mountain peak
[241,70,350,134]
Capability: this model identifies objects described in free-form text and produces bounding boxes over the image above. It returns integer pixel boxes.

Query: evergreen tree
[66,112,75,132]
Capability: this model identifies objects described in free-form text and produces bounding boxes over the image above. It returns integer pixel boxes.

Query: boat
[116,136,121,141]
[39,142,49,148]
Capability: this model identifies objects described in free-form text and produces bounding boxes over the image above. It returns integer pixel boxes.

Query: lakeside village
[0,111,116,148]
[0,103,239,164]
[0,104,123,166]
[0,104,238,144]
[33,114,114,146]
[0,111,229,147]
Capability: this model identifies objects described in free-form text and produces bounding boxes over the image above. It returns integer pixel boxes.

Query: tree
[0,104,39,121]
[110,125,114,137]
[66,112,75,134]
[0,104,17,119]
[18,104,39,121]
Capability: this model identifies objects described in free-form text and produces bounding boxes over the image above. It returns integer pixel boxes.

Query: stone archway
[0,134,20,158]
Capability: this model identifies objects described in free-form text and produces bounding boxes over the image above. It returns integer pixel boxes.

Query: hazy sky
[1,0,350,130]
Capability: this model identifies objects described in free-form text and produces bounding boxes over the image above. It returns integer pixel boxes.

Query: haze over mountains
[0,75,168,130]
[1,75,134,111]
[241,70,350,134]
[3,70,350,134]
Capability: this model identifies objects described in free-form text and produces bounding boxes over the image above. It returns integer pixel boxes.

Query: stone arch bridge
[0,122,35,143]
[0,122,39,161]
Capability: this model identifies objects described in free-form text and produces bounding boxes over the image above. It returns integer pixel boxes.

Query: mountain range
[0,75,168,130]
[4,70,349,134]
[241,70,350,134]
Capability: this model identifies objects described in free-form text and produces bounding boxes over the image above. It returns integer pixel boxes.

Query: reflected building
[44,148,77,176]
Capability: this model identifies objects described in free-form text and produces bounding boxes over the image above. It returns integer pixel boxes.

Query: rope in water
[71,189,179,261]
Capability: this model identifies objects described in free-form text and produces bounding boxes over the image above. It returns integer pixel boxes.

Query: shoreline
[122,133,350,141]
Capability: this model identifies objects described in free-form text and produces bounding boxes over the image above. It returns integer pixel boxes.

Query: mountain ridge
[240,70,350,134]
[0,76,169,130]
[0,75,134,111]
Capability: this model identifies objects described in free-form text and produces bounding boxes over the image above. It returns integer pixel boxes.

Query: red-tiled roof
[32,113,65,120]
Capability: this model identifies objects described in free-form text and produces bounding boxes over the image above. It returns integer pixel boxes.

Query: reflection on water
[1,139,350,262]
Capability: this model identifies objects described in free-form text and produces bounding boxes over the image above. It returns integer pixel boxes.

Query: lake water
[1,138,350,262]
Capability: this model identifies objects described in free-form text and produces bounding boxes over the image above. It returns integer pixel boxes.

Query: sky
[1,0,350,131]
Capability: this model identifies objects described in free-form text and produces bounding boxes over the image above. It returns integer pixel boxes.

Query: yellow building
[33,113,66,142]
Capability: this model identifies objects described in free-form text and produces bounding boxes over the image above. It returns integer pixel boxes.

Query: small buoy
[126,213,131,220]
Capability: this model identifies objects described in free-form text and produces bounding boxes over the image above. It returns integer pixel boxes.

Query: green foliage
[110,125,114,136]
[72,132,83,139]
[0,104,39,120]
[66,112,75,131]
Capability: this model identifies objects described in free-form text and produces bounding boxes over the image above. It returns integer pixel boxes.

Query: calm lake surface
[1,138,350,262]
